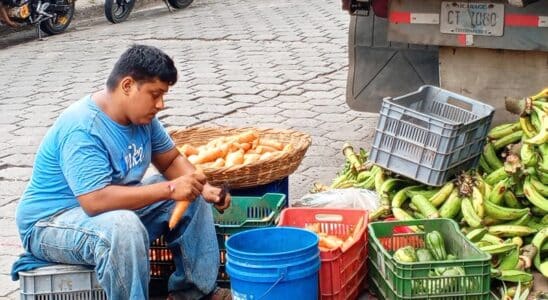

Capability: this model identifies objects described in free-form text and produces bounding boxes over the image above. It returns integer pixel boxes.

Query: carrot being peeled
[169,168,204,229]
[169,200,190,229]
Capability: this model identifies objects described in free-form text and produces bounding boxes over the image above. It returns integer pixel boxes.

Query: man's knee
[104,210,149,246]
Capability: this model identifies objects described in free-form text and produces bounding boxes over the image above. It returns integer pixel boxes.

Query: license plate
[440,2,504,36]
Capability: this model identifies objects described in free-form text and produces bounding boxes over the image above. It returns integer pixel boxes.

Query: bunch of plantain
[311,142,416,221]
[309,142,371,193]
[309,88,548,283]
[474,88,548,282]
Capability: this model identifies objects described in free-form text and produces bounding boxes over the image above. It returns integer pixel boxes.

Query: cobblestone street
[0,0,378,297]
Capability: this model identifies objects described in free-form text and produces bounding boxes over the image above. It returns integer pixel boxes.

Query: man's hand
[202,183,231,211]
[168,171,207,202]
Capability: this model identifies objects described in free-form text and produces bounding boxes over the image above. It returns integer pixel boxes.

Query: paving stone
[0,167,32,182]
[193,90,231,98]
[242,105,281,115]
[311,105,350,114]
[0,0,373,295]
[160,115,200,127]
[279,87,305,95]
[277,102,313,110]
[258,90,280,99]
[0,154,35,167]
[0,274,19,297]
[229,95,266,104]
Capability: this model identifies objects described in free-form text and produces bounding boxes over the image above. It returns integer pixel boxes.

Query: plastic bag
[292,188,380,211]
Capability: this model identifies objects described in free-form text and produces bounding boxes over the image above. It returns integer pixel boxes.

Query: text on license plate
[440,2,504,36]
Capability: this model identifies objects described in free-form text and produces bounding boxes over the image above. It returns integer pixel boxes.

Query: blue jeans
[26,175,219,300]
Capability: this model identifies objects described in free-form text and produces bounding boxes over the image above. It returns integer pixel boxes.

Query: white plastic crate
[19,265,106,300]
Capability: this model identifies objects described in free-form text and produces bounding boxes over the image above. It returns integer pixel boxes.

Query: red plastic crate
[278,208,368,300]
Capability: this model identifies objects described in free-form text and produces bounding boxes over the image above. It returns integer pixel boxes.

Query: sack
[292,188,380,211]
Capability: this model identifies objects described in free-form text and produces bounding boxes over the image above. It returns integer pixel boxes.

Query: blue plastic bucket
[226,227,320,300]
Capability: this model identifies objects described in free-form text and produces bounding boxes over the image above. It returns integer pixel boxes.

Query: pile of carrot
[305,216,365,252]
[177,129,294,168]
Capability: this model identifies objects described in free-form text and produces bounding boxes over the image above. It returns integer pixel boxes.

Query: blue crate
[230,176,288,201]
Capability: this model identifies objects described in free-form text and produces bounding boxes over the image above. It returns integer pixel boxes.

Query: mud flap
[346,13,439,113]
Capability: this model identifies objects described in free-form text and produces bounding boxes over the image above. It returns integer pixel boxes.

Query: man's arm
[152,147,196,180]
[153,147,231,211]
[76,147,205,216]
[77,181,173,216]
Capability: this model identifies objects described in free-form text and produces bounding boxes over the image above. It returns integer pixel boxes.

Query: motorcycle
[104,0,192,23]
[0,0,75,38]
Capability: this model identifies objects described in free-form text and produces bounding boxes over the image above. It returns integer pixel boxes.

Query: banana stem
[342,143,362,172]
[520,244,537,269]
[369,205,390,221]
[505,97,526,115]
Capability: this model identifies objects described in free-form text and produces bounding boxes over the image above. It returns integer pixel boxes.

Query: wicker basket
[169,127,311,188]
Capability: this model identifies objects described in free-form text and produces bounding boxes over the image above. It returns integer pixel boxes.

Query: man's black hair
[106,44,178,90]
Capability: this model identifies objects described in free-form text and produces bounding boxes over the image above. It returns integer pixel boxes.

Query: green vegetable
[426,230,447,261]
[393,246,418,263]
[416,248,434,262]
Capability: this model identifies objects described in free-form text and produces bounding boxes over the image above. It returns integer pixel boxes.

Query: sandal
[204,287,232,300]
[166,287,231,300]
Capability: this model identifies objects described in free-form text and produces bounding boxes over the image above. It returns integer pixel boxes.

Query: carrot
[256,145,278,154]
[236,130,259,143]
[225,149,244,167]
[319,236,343,250]
[243,153,261,165]
[219,143,230,157]
[352,216,365,241]
[260,152,280,161]
[168,168,205,229]
[341,236,354,252]
[211,158,225,168]
[259,139,284,150]
[180,144,199,156]
[195,147,224,164]
[283,143,293,153]
[169,201,191,229]
[305,223,321,234]
[187,155,199,164]
[318,246,331,252]
[251,138,259,150]
[239,142,252,152]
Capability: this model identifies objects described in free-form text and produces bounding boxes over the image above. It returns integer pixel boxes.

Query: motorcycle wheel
[40,0,75,35]
[167,0,192,9]
[104,0,135,23]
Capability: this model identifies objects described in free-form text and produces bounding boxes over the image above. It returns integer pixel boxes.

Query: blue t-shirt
[15,95,174,247]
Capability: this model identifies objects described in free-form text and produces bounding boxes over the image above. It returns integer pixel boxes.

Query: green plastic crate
[368,219,491,300]
[213,192,286,287]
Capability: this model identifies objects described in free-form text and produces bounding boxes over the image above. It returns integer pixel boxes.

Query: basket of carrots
[169,126,311,188]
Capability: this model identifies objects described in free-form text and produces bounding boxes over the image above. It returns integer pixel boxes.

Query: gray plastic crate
[369,85,494,186]
[19,265,106,300]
